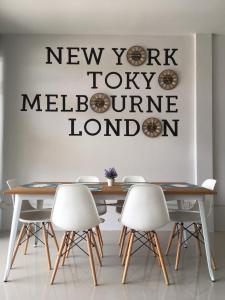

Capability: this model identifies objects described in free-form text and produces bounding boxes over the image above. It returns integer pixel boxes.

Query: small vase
[107,178,114,187]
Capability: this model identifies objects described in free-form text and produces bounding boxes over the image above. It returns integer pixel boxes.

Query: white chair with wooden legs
[117,176,146,257]
[166,179,217,271]
[120,184,170,285]
[76,176,106,257]
[50,184,102,286]
[7,179,59,271]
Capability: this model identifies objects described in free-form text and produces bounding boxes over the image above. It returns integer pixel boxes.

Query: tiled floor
[0,230,225,300]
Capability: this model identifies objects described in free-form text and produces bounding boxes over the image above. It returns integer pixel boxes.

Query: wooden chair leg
[95,226,103,249]
[122,230,131,266]
[95,227,103,258]
[66,231,75,258]
[165,223,177,255]
[118,225,125,245]
[61,232,70,266]
[194,223,202,256]
[211,254,216,271]
[11,224,26,268]
[50,232,67,285]
[86,230,98,286]
[49,222,59,251]
[175,223,183,271]
[42,223,52,270]
[197,224,216,271]
[147,232,156,256]
[119,226,127,257]
[122,231,134,284]
[24,224,32,255]
[148,232,161,266]
[153,232,170,285]
[90,229,102,266]
[96,225,103,247]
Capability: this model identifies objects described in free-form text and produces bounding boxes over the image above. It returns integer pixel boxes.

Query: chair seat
[169,211,201,223]
[19,209,51,223]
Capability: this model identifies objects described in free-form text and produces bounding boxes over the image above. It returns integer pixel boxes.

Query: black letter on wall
[46,47,63,64]
[21,94,42,111]
[67,47,80,64]
[84,119,101,136]
[68,118,82,136]
[161,119,179,136]
[164,48,178,65]
[87,71,103,89]
[146,49,161,65]
[104,119,122,136]
[82,48,105,65]
[76,95,89,112]
[112,48,126,65]
[124,119,140,136]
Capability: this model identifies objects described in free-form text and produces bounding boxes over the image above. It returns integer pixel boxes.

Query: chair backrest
[122,176,146,183]
[115,176,146,214]
[121,184,170,231]
[202,179,216,190]
[181,179,216,216]
[7,179,34,211]
[76,176,99,183]
[76,176,106,216]
[52,184,100,231]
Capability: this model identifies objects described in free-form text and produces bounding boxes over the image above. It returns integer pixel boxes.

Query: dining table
[3,181,216,282]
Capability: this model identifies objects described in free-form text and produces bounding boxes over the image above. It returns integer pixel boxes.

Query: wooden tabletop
[3,182,216,196]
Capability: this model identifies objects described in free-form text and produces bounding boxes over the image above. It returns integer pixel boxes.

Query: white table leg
[198,197,215,282]
[3,195,22,281]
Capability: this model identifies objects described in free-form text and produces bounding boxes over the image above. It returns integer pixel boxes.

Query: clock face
[127,46,146,66]
[158,69,178,90]
[142,118,162,137]
[90,93,110,113]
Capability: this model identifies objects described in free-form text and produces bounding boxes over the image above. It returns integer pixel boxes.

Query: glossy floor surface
[0,231,225,300]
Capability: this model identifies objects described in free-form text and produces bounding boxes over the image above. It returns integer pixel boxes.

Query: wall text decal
[20,46,180,137]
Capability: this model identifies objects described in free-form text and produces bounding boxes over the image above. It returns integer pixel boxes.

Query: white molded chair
[122,176,146,183]
[50,184,102,286]
[166,179,217,270]
[116,176,146,214]
[120,184,170,285]
[117,176,146,255]
[7,179,36,211]
[7,179,58,271]
[76,176,107,217]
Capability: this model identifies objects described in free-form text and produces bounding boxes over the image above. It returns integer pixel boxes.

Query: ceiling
[0,0,225,35]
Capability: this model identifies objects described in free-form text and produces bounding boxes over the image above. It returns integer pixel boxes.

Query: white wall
[0,37,4,226]
[213,34,225,231]
[1,34,196,229]
[195,34,213,183]
[195,34,214,230]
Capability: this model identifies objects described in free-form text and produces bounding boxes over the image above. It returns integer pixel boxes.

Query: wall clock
[127,46,146,66]
[158,69,178,90]
[90,93,110,113]
[142,117,162,137]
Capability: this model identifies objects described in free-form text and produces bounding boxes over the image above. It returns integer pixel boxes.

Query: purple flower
[104,167,118,179]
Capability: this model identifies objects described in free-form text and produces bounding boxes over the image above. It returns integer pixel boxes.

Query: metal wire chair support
[19,223,51,246]
[125,230,159,257]
[60,231,93,257]
[174,223,205,247]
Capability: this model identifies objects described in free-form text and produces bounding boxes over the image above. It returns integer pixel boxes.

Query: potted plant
[104,167,118,186]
